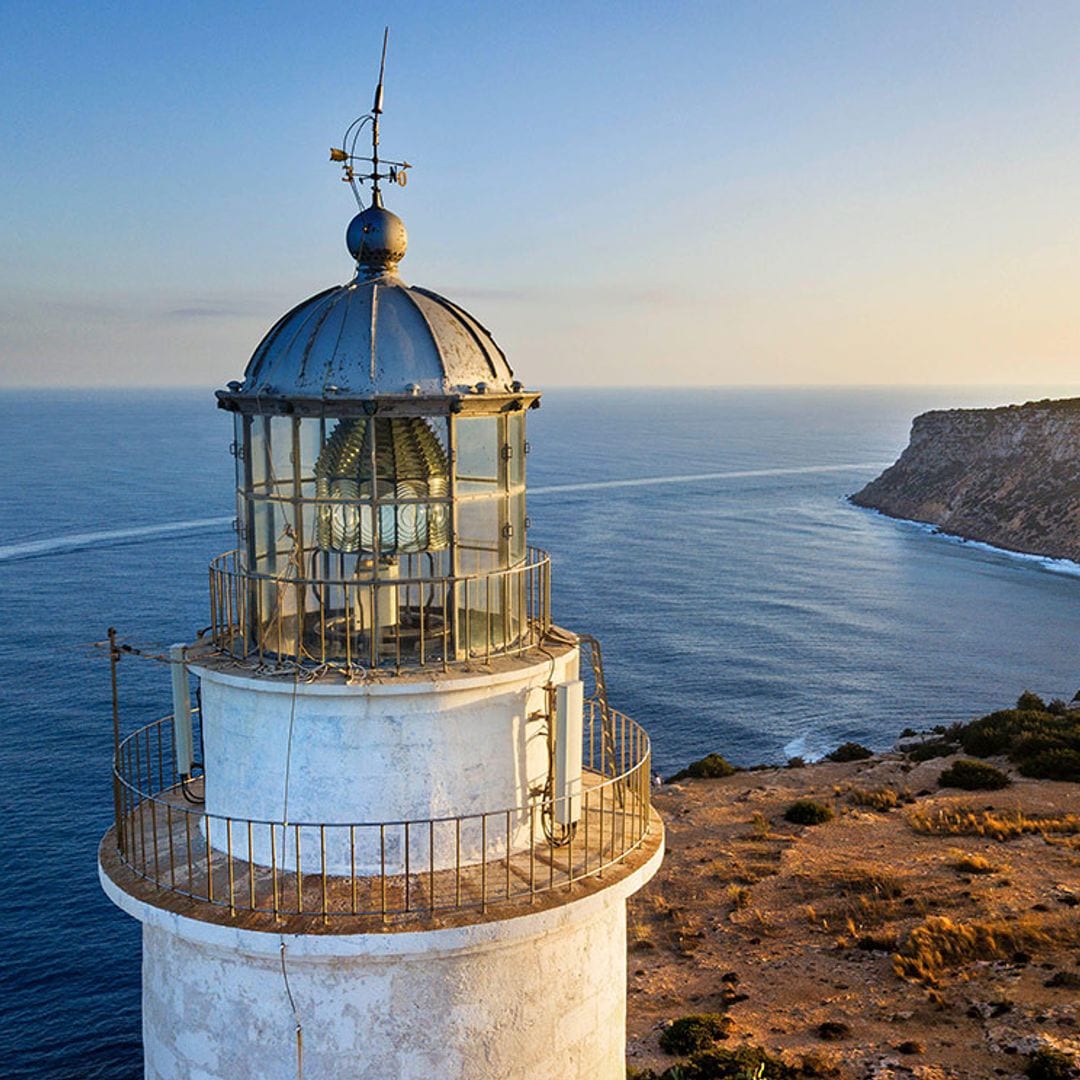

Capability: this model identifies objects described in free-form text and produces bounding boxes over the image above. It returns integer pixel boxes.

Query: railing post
[108,628,125,855]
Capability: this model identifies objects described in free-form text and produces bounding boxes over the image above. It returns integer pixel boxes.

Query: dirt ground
[625,752,1080,1079]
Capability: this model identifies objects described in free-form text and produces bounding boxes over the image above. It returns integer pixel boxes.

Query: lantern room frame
[213,389,546,670]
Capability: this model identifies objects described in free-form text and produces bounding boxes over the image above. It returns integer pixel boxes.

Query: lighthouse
[98,53,663,1080]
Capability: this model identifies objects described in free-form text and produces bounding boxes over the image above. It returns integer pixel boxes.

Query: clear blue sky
[2,1,1078,388]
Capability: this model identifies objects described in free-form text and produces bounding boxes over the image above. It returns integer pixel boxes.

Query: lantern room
[213,204,544,670]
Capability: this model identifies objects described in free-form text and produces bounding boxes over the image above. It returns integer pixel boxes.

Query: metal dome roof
[229,272,515,404]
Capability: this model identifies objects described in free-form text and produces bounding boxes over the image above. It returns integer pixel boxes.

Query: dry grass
[892,914,1080,985]
[748,811,770,839]
[723,884,751,910]
[800,864,906,899]
[797,865,914,935]
[846,786,912,811]
[908,806,1080,840]
[949,850,1006,875]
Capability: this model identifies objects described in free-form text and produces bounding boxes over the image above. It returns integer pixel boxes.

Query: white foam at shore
[851,503,1080,579]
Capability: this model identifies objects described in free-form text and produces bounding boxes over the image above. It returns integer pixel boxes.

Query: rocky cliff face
[851,398,1080,563]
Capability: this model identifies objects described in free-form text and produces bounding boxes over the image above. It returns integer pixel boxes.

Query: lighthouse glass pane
[454,417,498,493]
[269,417,295,495]
[248,417,268,491]
[456,498,499,573]
[508,491,526,564]
[507,413,525,489]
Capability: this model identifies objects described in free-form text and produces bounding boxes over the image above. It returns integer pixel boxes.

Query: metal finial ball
[346,206,407,275]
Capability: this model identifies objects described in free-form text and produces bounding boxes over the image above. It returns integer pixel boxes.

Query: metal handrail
[208,545,552,671]
[110,702,652,925]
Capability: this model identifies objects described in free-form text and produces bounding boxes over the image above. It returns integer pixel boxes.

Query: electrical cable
[277,665,304,1080]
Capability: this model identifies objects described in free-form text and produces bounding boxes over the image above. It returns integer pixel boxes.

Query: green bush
[951,703,1080,784]
[669,754,738,782]
[826,742,873,763]
[658,1014,731,1056]
[906,739,957,763]
[959,710,1034,756]
[784,799,834,825]
[1025,1046,1076,1080]
[1017,690,1047,712]
[938,759,1011,791]
[1017,748,1080,782]
[669,1046,798,1080]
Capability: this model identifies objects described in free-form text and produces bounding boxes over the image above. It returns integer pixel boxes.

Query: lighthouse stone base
[102,838,662,1080]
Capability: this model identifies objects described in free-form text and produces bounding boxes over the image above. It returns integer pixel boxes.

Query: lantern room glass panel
[227,405,535,668]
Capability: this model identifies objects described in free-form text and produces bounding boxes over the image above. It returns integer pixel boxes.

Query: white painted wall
[101,842,663,1080]
[191,653,577,874]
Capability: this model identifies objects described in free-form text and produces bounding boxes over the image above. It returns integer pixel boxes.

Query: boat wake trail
[0,463,886,563]
[0,517,234,563]
[530,462,887,496]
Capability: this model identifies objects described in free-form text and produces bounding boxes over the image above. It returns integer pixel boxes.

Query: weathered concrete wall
[110,845,663,1080]
[193,653,577,873]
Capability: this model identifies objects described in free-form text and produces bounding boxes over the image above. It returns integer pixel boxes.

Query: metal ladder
[577,633,623,805]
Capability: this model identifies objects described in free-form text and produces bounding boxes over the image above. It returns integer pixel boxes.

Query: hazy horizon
[2,3,1077,390]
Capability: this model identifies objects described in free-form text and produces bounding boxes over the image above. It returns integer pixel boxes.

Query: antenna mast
[371,27,388,207]
[330,28,411,211]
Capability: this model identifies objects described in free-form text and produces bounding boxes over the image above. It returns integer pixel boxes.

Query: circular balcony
[207,545,551,672]
[103,704,656,931]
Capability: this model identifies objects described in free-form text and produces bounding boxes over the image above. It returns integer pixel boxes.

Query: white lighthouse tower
[99,57,662,1080]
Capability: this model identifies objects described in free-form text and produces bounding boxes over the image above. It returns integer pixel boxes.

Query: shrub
[938,759,1010,791]
[826,742,873,763]
[669,754,737,782]
[906,739,957,763]
[958,706,1080,772]
[1048,699,1070,716]
[816,1020,851,1040]
[1026,1047,1077,1080]
[670,1046,798,1080]
[1017,690,1047,712]
[658,1014,732,1056]
[959,710,1034,756]
[784,799,834,825]
[1017,748,1080,782]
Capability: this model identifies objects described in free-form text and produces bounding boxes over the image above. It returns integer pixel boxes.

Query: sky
[1,1,1078,389]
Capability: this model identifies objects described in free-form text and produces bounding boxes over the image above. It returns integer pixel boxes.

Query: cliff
[850,397,1080,563]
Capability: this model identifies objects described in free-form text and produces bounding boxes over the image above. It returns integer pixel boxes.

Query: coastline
[846,497,1080,580]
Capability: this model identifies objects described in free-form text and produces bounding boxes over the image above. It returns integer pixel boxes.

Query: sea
[2,385,1079,1077]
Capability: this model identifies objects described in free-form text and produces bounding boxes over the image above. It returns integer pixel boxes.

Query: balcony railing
[109,702,653,926]
[208,546,552,671]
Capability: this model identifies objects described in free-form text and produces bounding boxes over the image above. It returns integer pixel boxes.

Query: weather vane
[330,28,412,210]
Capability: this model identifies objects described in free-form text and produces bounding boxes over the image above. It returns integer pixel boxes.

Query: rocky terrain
[625,708,1080,1079]
[850,398,1080,563]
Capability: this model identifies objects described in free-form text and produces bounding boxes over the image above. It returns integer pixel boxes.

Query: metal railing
[208,546,552,671]
[110,702,652,925]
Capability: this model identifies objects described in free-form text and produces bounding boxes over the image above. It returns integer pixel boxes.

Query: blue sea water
[2,385,1079,1077]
